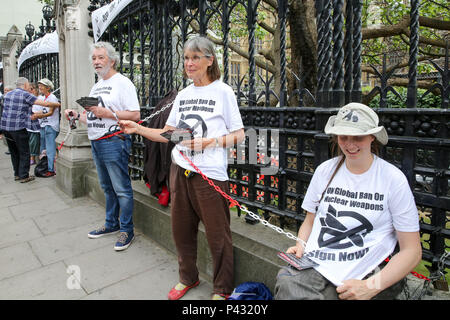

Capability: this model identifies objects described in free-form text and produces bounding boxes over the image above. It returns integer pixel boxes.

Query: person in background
[1,77,60,182]
[64,41,140,251]
[26,82,41,165]
[274,103,422,300]
[31,78,59,177]
[119,35,245,300]
[0,85,14,141]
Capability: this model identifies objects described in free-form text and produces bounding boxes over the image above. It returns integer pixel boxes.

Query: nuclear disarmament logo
[177,113,208,137]
[342,109,359,123]
[318,204,373,249]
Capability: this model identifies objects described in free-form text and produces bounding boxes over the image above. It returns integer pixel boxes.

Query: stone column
[54,0,95,198]
[1,26,22,88]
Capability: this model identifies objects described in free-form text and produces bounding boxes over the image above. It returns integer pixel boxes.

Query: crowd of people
[1,35,422,300]
[0,77,60,182]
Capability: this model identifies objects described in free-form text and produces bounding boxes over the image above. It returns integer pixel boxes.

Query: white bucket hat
[324,102,388,145]
[38,78,54,90]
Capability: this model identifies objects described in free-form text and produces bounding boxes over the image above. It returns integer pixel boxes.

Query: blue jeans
[39,128,46,154]
[91,135,134,233]
[43,126,59,172]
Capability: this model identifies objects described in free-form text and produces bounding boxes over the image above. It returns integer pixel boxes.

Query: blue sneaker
[88,225,120,239]
[114,231,134,251]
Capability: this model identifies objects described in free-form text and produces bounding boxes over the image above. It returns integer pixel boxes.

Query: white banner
[91,0,133,43]
[17,31,59,70]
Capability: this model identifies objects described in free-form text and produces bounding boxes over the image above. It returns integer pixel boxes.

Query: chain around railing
[58,101,174,150]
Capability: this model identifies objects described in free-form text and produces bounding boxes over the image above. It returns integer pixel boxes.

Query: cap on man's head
[38,78,54,90]
[324,102,388,145]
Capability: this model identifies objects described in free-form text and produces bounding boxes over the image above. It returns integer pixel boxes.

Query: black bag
[34,156,48,177]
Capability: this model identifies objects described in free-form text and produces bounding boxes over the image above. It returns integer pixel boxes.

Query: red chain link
[178,150,241,209]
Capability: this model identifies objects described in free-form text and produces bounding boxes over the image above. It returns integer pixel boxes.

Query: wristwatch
[215,137,220,148]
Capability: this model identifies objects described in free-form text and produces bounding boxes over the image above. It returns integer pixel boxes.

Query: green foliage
[368,87,443,109]
[362,0,449,70]
[207,1,269,45]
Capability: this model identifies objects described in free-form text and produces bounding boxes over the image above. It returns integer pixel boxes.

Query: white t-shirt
[26,103,42,133]
[87,73,140,140]
[301,155,419,286]
[166,80,244,181]
[39,93,60,132]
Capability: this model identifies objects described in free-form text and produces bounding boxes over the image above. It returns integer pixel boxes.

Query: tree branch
[362,15,450,46]
[190,22,278,75]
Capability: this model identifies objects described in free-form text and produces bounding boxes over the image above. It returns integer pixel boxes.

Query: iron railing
[19,53,60,95]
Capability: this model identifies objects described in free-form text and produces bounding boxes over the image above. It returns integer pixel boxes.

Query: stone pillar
[1,26,22,87]
[54,0,95,198]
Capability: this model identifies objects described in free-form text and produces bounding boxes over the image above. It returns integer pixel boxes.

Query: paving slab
[64,235,176,294]
[83,260,214,300]
[0,207,15,226]
[0,242,42,281]
[9,197,71,221]
[14,186,59,203]
[0,219,43,249]
[29,222,118,266]
[0,193,19,208]
[0,262,86,300]
[33,204,105,236]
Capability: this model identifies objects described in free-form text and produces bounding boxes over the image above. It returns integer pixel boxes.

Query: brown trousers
[169,163,234,295]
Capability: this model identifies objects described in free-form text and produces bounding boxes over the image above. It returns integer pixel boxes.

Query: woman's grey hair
[90,41,120,70]
[183,35,221,81]
[184,36,216,58]
[15,77,29,89]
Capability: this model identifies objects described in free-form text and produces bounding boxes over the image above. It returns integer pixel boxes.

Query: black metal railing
[17,4,59,96]
[19,53,60,94]
[90,0,449,279]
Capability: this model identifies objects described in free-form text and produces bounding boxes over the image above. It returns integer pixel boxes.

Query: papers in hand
[277,252,319,271]
[76,97,99,111]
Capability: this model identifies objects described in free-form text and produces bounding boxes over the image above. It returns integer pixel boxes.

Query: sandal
[20,176,35,183]
[168,280,200,300]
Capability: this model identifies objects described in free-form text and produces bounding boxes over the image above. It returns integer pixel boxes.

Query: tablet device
[160,129,193,144]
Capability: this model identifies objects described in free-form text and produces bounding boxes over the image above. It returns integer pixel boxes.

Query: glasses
[183,55,210,63]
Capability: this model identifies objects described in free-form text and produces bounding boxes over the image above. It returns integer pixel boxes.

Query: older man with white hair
[0,77,60,182]
[65,42,140,251]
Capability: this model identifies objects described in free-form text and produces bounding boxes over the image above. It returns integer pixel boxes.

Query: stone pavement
[0,140,213,300]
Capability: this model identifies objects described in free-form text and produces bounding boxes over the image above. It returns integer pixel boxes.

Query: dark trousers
[4,129,30,179]
[169,163,234,295]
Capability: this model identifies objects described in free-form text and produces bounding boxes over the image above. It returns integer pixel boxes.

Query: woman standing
[120,36,245,300]
[26,82,41,165]
[31,78,60,177]
[275,103,422,300]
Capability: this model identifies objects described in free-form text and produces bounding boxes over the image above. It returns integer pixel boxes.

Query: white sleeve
[301,160,334,214]
[165,94,180,127]
[120,79,140,111]
[223,85,243,132]
[388,174,420,232]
